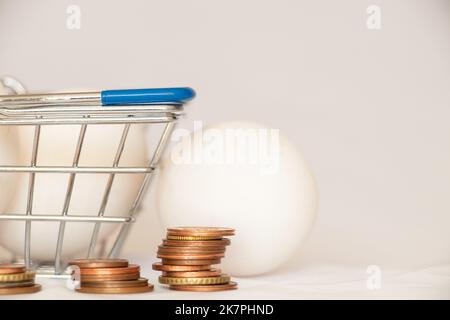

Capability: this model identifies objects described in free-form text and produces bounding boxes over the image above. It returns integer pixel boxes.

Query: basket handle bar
[0,87,196,108]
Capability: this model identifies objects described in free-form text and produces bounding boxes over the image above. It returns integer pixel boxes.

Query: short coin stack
[69,259,153,294]
[153,227,238,292]
[0,264,41,295]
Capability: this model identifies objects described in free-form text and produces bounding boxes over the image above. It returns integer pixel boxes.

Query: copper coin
[0,264,26,275]
[80,264,140,276]
[162,269,222,278]
[162,258,221,266]
[81,278,149,288]
[158,245,226,253]
[167,235,224,241]
[163,239,231,247]
[0,284,41,295]
[167,227,235,237]
[76,284,154,294]
[169,281,238,292]
[152,262,211,272]
[68,259,128,269]
[80,272,140,282]
[157,249,226,256]
[157,252,225,260]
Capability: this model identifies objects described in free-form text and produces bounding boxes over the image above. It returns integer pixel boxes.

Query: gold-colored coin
[162,258,221,266]
[0,264,26,275]
[68,259,128,269]
[152,262,211,272]
[167,227,235,237]
[81,278,149,288]
[76,284,154,294]
[169,281,238,292]
[0,284,41,295]
[80,272,140,282]
[167,235,224,241]
[159,274,230,286]
[162,269,222,278]
[0,272,35,283]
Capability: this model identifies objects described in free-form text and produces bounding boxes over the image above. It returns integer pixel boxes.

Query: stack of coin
[153,227,238,292]
[0,264,41,295]
[69,259,153,294]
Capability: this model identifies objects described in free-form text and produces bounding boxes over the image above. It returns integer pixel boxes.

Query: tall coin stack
[69,259,154,294]
[0,264,41,295]
[153,227,238,292]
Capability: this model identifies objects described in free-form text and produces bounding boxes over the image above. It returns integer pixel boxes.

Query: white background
[0,0,449,297]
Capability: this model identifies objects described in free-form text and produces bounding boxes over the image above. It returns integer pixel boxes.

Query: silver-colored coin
[0,280,35,288]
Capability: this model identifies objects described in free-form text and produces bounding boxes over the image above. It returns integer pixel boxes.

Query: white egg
[156,121,318,276]
[0,84,20,215]
[0,107,149,262]
[0,127,20,214]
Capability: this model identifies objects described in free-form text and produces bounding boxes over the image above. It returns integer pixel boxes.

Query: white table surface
[2,258,449,300]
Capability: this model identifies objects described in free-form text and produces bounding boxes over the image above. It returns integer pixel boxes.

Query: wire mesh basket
[0,80,195,277]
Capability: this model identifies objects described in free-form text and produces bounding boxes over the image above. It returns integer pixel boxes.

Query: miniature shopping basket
[0,83,195,276]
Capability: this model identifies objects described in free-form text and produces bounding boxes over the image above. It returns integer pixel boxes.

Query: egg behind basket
[0,83,20,227]
[0,126,20,214]
[0,121,148,262]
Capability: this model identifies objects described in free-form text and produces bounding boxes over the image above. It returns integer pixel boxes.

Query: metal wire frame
[0,104,180,275]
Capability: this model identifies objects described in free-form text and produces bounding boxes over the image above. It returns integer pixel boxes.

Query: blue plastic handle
[101,87,196,105]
